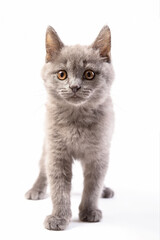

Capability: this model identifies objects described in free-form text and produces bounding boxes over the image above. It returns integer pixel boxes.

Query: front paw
[44,215,70,231]
[25,188,47,200]
[79,209,102,222]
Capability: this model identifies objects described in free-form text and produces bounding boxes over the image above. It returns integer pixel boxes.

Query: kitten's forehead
[58,45,101,67]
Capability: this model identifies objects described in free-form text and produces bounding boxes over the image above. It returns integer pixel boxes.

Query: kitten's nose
[69,85,81,93]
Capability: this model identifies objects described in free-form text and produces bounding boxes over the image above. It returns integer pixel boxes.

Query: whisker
[82,91,91,94]
[83,88,92,91]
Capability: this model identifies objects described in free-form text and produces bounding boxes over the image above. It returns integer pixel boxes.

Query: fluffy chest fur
[46,97,114,160]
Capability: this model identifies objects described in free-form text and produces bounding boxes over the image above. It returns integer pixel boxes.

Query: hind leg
[101,187,114,198]
[25,144,48,200]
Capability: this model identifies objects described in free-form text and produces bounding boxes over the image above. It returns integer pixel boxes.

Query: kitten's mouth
[67,93,85,103]
[70,94,81,99]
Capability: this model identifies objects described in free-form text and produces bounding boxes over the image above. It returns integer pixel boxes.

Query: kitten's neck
[46,97,112,127]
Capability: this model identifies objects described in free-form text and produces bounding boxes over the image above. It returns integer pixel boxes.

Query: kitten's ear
[92,25,111,62]
[45,26,64,62]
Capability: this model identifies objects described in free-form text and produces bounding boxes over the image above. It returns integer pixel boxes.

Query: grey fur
[25,25,114,230]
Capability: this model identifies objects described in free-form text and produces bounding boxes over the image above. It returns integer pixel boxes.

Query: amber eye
[84,70,95,80]
[57,70,67,80]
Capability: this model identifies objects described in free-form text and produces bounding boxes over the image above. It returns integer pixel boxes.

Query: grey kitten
[25,25,115,230]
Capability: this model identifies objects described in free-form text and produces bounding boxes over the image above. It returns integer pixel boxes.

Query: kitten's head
[42,26,114,107]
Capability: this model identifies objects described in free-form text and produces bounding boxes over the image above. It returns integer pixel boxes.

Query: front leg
[44,145,72,231]
[79,154,108,222]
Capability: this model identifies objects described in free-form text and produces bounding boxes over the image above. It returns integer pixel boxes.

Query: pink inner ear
[92,26,111,62]
[45,27,64,62]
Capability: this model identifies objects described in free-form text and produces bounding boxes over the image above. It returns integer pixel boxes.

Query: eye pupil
[60,72,64,77]
[87,72,91,77]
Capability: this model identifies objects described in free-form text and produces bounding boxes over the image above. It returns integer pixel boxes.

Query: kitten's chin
[65,95,87,106]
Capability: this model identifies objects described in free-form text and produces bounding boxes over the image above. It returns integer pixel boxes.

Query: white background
[0,0,159,239]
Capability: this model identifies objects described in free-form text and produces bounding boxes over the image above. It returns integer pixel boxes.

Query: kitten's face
[42,26,114,106]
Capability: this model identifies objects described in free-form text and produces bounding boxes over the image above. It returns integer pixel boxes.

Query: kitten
[25,25,115,230]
